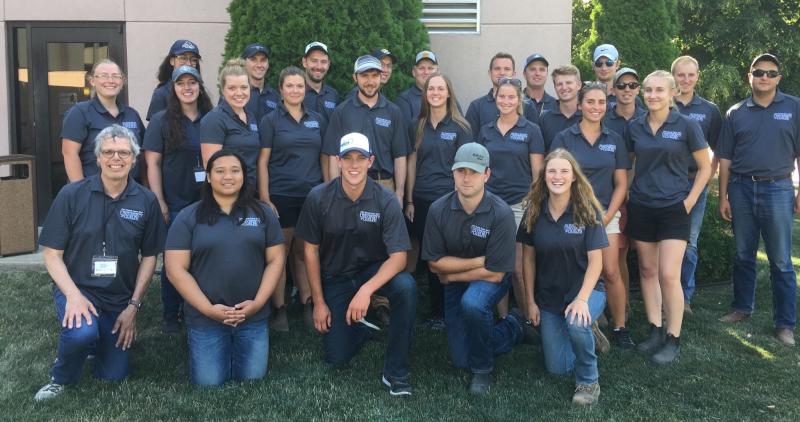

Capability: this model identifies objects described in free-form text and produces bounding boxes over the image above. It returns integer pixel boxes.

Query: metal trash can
[0,155,37,256]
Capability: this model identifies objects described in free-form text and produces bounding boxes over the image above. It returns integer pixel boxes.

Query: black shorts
[271,194,306,229]
[623,201,690,242]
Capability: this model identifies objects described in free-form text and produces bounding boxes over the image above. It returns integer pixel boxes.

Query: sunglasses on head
[751,69,780,78]
[615,82,640,90]
[594,59,616,67]
[497,77,523,87]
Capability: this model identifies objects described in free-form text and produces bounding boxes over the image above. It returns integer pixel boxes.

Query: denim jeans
[539,290,606,385]
[680,182,709,304]
[50,288,129,384]
[186,319,269,386]
[444,274,521,374]
[728,175,797,329]
[322,263,416,381]
[161,210,183,320]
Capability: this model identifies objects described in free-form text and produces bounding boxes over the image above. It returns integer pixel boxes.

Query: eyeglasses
[594,59,616,68]
[175,56,200,66]
[100,149,133,159]
[615,82,640,90]
[93,73,125,81]
[497,77,523,87]
[751,69,780,78]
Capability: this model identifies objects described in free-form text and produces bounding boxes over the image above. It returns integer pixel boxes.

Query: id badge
[91,255,118,277]
[194,168,206,183]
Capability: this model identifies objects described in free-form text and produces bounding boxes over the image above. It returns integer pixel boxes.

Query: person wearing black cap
[466,52,517,133]
[296,132,416,397]
[302,41,339,121]
[374,48,398,87]
[396,51,439,125]
[718,53,800,347]
[422,142,524,395]
[242,43,281,122]
[144,65,213,333]
[34,124,166,401]
[522,53,557,124]
[146,39,202,121]
[540,65,582,150]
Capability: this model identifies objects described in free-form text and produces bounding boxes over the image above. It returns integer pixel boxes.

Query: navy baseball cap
[751,53,780,69]
[169,39,200,57]
[524,53,549,68]
[353,55,382,74]
[171,65,202,83]
[305,41,329,56]
[242,43,271,59]
[373,48,398,64]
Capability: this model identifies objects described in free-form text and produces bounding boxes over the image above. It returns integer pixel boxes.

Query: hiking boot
[636,324,665,354]
[611,327,636,350]
[650,334,680,364]
[469,373,492,395]
[572,382,600,406]
[592,322,610,354]
[774,328,795,346]
[34,381,64,401]
[596,313,609,329]
[270,306,289,332]
[718,310,749,323]
[382,374,412,397]
[422,317,446,331]
[302,301,314,330]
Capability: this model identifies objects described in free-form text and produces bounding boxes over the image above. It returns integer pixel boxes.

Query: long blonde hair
[521,148,604,233]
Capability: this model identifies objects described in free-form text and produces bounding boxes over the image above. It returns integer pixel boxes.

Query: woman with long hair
[404,73,472,329]
[517,149,608,406]
[146,39,201,120]
[165,149,285,386]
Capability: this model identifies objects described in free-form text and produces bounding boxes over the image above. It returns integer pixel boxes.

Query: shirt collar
[745,91,787,108]
[90,96,125,115]
[487,116,526,130]
[353,92,387,109]
[542,197,573,222]
[334,176,375,203]
[89,174,137,198]
[277,102,309,119]
[448,190,493,214]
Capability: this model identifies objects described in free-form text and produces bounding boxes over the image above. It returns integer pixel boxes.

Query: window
[421,0,480,34]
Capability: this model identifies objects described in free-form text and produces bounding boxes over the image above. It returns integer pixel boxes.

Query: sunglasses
[497,77,523,87]
[615,82,640,90]
[594,59,616,68]
[751,69,780,78]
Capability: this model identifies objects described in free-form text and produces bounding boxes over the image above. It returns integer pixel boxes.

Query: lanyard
[101,195,119,256]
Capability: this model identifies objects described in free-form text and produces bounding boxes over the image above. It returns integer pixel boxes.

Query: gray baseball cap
[452,143,490,173]
[171,65,202,83]
[353,55,382,74]
[613,67,638,84]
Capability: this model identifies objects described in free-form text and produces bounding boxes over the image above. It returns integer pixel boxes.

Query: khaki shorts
[511,202,525,230]
[605,210,622,235]
[375,178,395,192]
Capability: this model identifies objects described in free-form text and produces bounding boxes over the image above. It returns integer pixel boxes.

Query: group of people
[34,36,799,407]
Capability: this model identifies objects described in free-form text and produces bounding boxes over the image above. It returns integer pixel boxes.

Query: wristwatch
[128,299,143,309]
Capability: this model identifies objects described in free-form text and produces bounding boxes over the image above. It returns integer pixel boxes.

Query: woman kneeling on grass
[517,149,608,406]
[165,150,285,386]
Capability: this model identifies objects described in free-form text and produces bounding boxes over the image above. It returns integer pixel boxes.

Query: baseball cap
[305,41,329,56]
[415,50,438,65]
[593,44,619,62]
[171,65,202,83]
[613,67,638,84]
[169,39,200,57]
[751,53,780,69]
[339,132,372,157]
[242,43,271,59]
[524,53,549,69]
[452,143,490,173]
[353,55,382,74]
[373,48,398,64]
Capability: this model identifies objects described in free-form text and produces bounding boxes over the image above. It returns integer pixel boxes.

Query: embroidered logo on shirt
[375,117,392,128]
[359,211,380,223]
[440,132,457,141]
[687,113,707,122]
[509,132,528,142]
[119,208,143,222]
[241,217,261,227]
[564,224,584,235]
[661,131,682,140]
[304,120,320,129]
[324,101,336,109]
[471,225,491,238]
[598,143,616,152]
[249,123,259,132]
[265,100,278,109]
[122,121,138,130]
[774,112,792,121]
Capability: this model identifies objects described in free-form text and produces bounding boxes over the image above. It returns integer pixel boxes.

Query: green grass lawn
[1,219,798,421]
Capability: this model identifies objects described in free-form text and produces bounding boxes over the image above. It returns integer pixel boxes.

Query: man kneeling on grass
[295,132,417,396]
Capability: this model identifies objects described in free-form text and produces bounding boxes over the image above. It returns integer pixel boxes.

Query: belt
[368,170,393,180]
[733,172,792,182]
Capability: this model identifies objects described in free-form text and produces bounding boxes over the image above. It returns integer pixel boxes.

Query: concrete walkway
[0,246,45,272]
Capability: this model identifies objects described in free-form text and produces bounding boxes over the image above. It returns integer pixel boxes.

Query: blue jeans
[50,288,129,384]
[322,263,416,381]
[728,175,797,329]
[681,182,709,303]
[161,210,183,320]
[539,290,606,385]
[444,274,522,374]
[186,319,269,386]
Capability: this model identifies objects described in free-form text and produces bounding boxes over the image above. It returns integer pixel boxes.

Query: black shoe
[636,324,665,354]
[508,309,538,344]
[650,334,680,364]
[382,374,412,397]
[611,327,636,349]
[469,373,492,395]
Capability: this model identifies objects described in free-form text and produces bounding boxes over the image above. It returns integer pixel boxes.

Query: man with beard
[302,41,339,121]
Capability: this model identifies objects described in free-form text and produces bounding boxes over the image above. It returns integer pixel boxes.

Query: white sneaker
[34,382,64,401]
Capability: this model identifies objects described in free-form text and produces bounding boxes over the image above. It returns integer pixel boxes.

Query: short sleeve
[550,131,567,152]
[456,123,473,148]
[584,221,609,251]
[465,100,481,139]
[60,104,89,142]
[164,208,194,250]
[624,125,635,153]
[685,118,708,152]
[612,133,632,169]
[390,109,410,158]
[381,195,411,254]
[200,111,227,145]
[484,206,516,273]
[146,84,169,121]
[515,208,535,246]
[139,194,167,257]
[707,104,723,152]
[294,189,322,245]
[142,112,166,153]
[258,112,276,149]
[420,203,447,262]
[527,123,546,155]
[38,185,74,250]
[322,107,344,155]
[716,110,734,160]
[260,203,285,247]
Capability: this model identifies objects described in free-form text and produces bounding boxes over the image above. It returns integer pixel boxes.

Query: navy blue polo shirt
[39,175,166,312]
[717,92,800,177]
[550,124,631,209]
[295,178,410,281]
[259,103,327,197]
[422,190,516,274]
[625,109,708,208]
[516,201,608,315]
[200,99,262,186]
[60,97,145,178]
[303,83,339,121]
[165,202,284,326]
[145,82,171,121]
[465,89,499,138]
[477,117,546,205]
[676,94,723,173]
[143,110,205,212]
[396,85,423,125]
[245,84,281,122]
[409,116,473,202]
[603,104,646,139]
[523,91,557,125]
[539,105,582,150]
[322,94,409,175]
